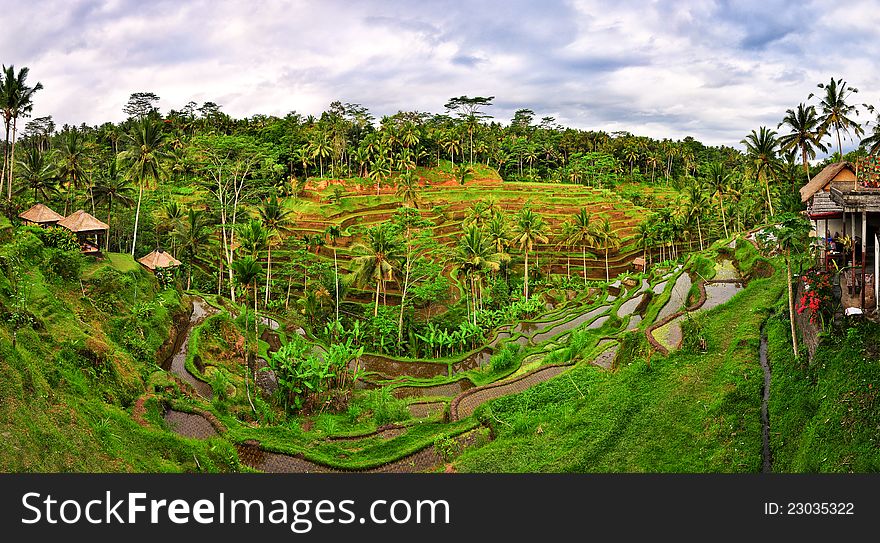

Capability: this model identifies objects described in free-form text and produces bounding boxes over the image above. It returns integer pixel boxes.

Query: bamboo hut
[57,210,110,255]
[137,249,181,271]
[18,203,64,227]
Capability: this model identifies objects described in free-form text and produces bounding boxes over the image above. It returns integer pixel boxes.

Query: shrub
[490,342,521,372]
[44,247,83,281]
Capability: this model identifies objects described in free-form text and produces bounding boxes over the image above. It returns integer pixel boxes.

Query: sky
[3,0,880,150]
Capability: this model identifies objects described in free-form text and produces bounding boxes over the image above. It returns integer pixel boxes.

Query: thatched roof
[799,162,855,202]
[138,249,181,270]
[18,203,64,224]
[57,210,109,232]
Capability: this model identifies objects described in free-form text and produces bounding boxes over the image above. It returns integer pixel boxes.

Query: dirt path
[759,326,772,473]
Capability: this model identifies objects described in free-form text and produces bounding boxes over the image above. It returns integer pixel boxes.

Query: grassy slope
[767,316,880,472]
[0,234,237,472]
[455,259,785,472]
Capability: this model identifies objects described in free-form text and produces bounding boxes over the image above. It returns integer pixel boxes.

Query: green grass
[767,316,880,472]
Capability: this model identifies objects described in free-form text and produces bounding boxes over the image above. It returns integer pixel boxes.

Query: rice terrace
[1,65,879,475]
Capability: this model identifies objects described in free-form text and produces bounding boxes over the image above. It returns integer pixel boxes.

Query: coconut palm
[160,199,184,256]
[778,103,828,188]
[815,77,864,158]
[565,208,596,285]
[232,255,262,414]
[15,145,57,201]
[351,225,402,317]
[512,207,548,300]
[1,65,43,201]
[117,118,168,257]
[741,126,781,218]
[592,217,620,282]
[308,132,332,177]
[174,207,212,290]
[325,224,343,325]
[92,161,136,251]
[455,225,501,324]
[684,181,710,250]
[704,162,731,238]
[56,130,88,215]
[257,195,294,306]
[395,168,421,208]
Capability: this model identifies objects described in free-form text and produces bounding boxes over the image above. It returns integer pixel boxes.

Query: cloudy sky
[4,0,880,149]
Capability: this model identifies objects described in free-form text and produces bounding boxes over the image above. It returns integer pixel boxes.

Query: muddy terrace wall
[793,280,821,361]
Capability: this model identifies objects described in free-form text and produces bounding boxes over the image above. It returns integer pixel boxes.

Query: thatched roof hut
[57,210,109,233]
[799,162,856,202]
[18,203,64,225]
[138,249,181,271]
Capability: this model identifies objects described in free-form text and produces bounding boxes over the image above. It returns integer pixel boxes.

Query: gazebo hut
[57,210,109,255]
[137,248,181,272]
[18,203,64,227]
[632,256,646,272]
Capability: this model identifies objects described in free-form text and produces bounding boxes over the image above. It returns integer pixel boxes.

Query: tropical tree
[815,77,864,158]
[351,224,402,316]
[15,145,57,201]
[92,161,136,251]
[117,118,168,257]
[778,103,827,187]
[232,255,262,414]
[704,162,731,238]
[395,167,421,208]
[1,65,43,201]
[174,207,212,290]
[56,130,89,215]
[762,214,811,358]
[512,207,548,300]
[564,208,596,285]
[325,224,343,325]
[592,217,620,281]
[455,225,501,324]
[257,195,294,306]
[741,127,781,218]
[684,181,710,250]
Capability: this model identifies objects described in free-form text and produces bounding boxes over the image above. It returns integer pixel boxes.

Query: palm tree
[308,132,332,177]
[1,65,43,201]
[684,181,710,250]
[174,207,211,290]
[351,225,402,316]
[232,255,262,415]
[257,195,294,306]
[15,145,57,201]
[160,199,184,256]
[92,161,136,251]
[704,162,731,238]
[741,127,781,218]
[455,225,501,324]
[815,77,864,158]
[325,224,343,325]
[512,207,548,300]
[56,130,88,215]
[592,217,620,282]
[778,103,828,187]
[564,208,596,285]
[117,118,168,257]
[395,168,421,208]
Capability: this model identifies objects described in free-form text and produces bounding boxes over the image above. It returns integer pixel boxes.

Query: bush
[44,248,83,282]
[490,343,521,372]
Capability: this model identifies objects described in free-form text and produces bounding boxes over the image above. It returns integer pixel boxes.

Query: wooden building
[802,161,880,313]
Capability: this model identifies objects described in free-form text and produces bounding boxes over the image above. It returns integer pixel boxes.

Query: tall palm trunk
[605,247,610,282]
[264,245,272,306]
[1,122,9,198]
[105,197,114,251]
[523,247,529,300]
[7,118,18,201]
[374,278,381,317]
[697,216,704,250]
[718,195,729,238]
[582,245,588,285]
[333,248,339,324]
[786,249,799,358]
[131,182,143,257]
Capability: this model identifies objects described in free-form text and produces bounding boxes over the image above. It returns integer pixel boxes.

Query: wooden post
[852,211,857,296]
[862,210,867,310]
